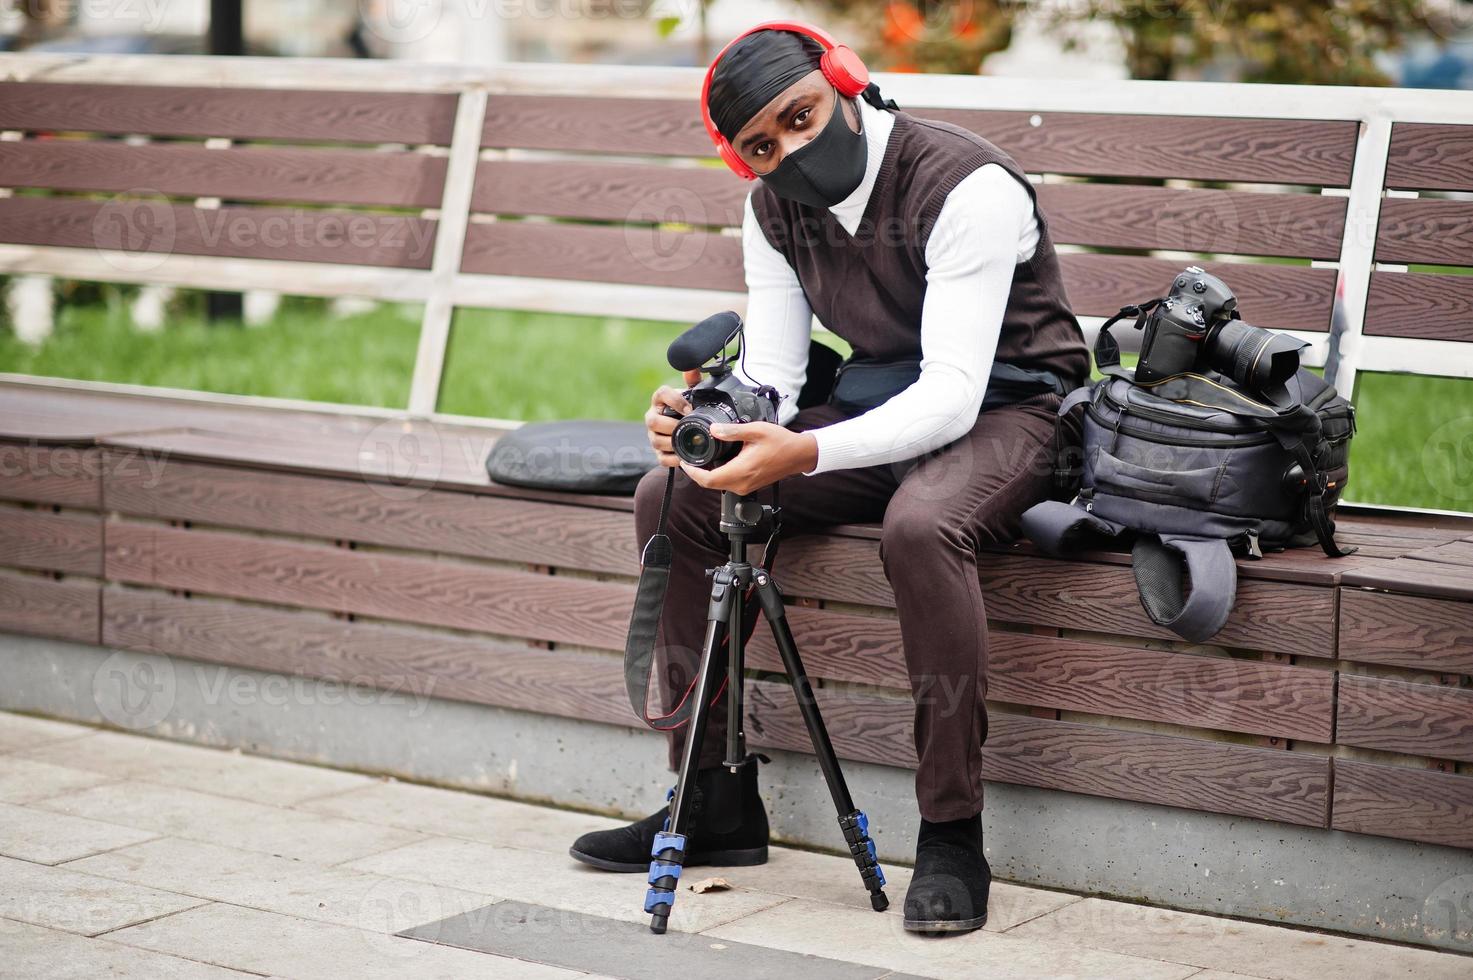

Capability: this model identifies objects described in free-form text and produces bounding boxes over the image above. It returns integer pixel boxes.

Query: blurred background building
[2,0,1469,88]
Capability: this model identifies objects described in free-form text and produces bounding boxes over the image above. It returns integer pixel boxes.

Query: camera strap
[624,470,784,731]
[1093,299,1163,380]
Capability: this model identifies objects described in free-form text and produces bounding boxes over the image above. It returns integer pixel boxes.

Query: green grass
[1,292,1467,512]
[0,292,421,408]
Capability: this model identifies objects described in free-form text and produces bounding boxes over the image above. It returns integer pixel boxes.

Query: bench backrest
[1,55,1470,415]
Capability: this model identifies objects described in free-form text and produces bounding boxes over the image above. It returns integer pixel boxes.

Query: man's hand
[645,369,701,468]
[680,422,820,495]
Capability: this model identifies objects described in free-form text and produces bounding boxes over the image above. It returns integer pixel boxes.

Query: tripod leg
[645,569,734,935]
[752,570,890,913]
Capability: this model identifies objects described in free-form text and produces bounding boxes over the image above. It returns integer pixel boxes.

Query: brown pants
[632,391,1069,822]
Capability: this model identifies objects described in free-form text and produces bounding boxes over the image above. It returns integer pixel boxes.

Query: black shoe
[903,814,991,934]
[568,756,769,872]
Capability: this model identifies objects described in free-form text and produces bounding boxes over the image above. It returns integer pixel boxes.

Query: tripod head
[719,489,777,539]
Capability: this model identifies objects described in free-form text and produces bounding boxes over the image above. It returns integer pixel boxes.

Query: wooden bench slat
[471,159,746,227]
[1340,558,1473,603]
[919,109,1358,186]
[750,684,1330,826]
[1037,184,1346,260]
[104,520,635,650]
[0,568,99,644]
[985,633,1334,742]
[1061,254,1335,332]
[1365,271,1473,343]
[0,509,101,576]
[459,220,744,291]
[0,82,458,144]
[1331,761,1473,848]
[459,220,1336,330]
[1375,197,1473,267]
[981,714,1329,827]
[1336,675,1473,763]
[103,455,640,578]
[0,141,448,210]
[746,616,1334,741]
[103,588,634,728]
[481,96,1357,185]
[1386,122,1473,192]
[468,160,1346,261]
[979,554,1336,656]
[0,444,100,508]
[0,197,437,270]
[1338,589,1473,673]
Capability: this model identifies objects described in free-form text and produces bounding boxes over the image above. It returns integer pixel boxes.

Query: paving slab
[400,899,929,980]
[31,780,424,865]
[294,778,624,852]
[0,713,93,754]
[0,800,157,864]
[1006,897,1473,980]
[0,917,258,979]
[69,835,499,932]
[0,855,206,936]
[0,755,117,804]
[346,836,792,934]
[108,901,592,980]
[704,897,1201,980]
[20,729,372,805]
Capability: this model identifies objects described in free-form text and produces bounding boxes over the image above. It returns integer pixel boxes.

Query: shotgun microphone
[668,311,743,372]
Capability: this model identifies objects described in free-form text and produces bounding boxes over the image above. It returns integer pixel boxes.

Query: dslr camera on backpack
[1022,267,1357,644]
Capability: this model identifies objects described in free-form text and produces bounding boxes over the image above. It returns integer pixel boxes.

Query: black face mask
[758,88,866,209]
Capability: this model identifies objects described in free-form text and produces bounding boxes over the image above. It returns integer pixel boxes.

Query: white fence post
[407,85,488,417]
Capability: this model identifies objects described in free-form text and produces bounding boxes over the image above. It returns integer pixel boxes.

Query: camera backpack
[1020,305,1357,643]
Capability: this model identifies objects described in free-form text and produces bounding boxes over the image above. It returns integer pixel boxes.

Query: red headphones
[700,20,870,181]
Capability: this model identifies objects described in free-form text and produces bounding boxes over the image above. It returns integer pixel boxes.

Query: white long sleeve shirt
[732,96,1039,476]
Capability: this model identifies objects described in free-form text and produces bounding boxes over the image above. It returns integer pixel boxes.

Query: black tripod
[643,489,889,934]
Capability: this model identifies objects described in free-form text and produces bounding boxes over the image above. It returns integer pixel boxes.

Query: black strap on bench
[623,469,782,731]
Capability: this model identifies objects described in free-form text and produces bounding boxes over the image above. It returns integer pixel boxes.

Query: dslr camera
[662,311,781,469]
[1135,267,1306,394]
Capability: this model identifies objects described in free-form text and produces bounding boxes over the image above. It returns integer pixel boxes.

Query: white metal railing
[2,53,1472,426]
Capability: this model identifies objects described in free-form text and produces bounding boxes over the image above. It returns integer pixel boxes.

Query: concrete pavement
[1,710,1467,980]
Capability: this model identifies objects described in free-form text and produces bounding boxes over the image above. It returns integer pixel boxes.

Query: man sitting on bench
[570,21,1088,934]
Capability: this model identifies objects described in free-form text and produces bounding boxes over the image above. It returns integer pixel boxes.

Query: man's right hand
[646,369,701,467]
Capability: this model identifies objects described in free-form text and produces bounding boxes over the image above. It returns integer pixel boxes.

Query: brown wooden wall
[4,425,1470,851]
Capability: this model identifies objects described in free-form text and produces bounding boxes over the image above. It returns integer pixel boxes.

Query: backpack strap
[1132,534,1237,643]
[1271,428,1358,558]
[1019,499,1127,555]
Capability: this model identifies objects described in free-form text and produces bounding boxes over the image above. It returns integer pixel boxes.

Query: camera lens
[672,406,740,468]
[1207,319,1305,393]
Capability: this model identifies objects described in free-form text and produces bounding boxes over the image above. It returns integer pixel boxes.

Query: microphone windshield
[668,311,742,372]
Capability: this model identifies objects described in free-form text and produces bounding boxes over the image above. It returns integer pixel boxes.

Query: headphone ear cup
[821,45,870,98]
[717,139,756,180]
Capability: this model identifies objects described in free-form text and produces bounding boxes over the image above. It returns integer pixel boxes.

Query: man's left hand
[680,422,819,495]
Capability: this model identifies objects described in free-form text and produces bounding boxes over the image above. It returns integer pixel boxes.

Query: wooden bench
[1,55,1471,859]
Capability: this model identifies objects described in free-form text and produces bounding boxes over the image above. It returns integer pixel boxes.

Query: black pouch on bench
[829,355,1066,415]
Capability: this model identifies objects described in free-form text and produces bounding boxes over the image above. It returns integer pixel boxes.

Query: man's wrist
[797,431,821,477]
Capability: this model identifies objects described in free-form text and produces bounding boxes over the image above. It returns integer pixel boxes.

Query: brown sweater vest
[751,109,1089,387]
